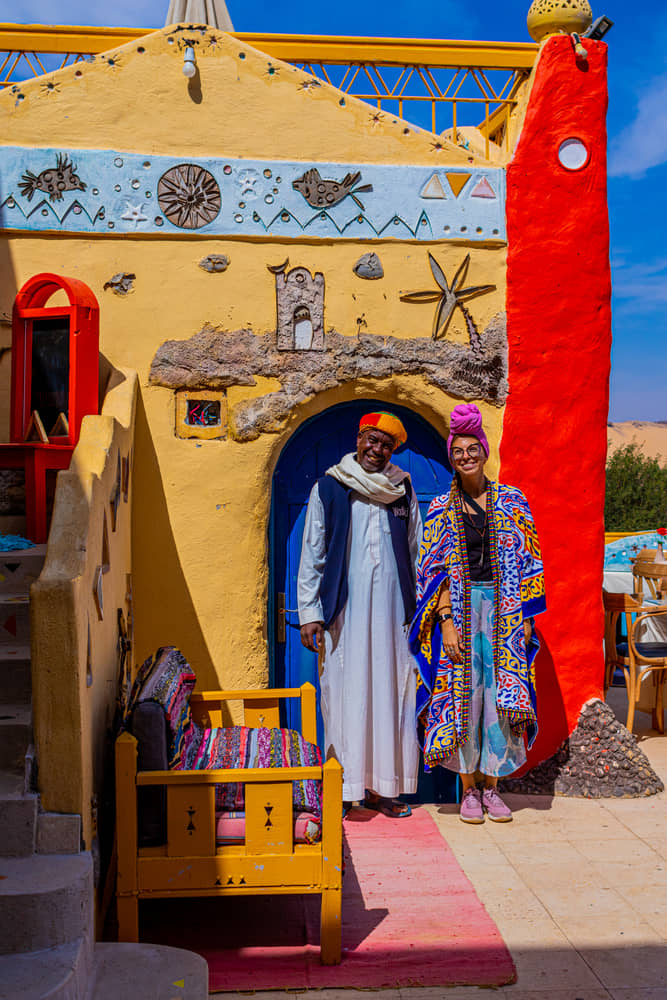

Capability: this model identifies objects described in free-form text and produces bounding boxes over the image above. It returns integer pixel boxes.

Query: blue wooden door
[269,400,456,801]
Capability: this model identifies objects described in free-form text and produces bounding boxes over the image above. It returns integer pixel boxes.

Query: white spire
[165,0,234,30]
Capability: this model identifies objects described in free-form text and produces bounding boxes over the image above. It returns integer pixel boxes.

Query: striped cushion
[215,810,321,845]
[179,725,323,819]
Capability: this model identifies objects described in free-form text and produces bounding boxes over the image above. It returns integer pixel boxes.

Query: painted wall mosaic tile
[0,147,506,241]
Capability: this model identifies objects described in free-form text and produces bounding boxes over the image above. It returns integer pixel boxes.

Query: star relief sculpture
[121,202,149,228]
[400,253,495,350]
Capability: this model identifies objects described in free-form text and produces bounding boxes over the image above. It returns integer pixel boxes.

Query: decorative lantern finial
[527,0,593,42]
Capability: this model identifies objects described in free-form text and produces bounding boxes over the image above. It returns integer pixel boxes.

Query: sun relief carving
[157,164,221,229]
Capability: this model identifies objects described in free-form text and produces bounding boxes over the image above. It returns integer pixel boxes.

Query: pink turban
[447,403,489,459]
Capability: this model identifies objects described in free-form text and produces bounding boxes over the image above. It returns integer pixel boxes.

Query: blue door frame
[269,399,458,802]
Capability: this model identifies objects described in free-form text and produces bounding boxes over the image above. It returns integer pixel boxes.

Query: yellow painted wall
[31,370,136,842]
[1,27,509,702]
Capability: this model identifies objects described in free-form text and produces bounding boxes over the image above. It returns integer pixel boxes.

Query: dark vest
[317,474,416,628]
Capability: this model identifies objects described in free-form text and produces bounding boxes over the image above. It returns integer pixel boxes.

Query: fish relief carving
[18,153,87,202]
[292,168,372,211]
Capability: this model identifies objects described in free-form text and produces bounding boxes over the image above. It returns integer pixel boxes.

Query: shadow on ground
[139,828,387,955]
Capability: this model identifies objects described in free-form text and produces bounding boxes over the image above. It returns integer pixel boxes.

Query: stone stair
[0,543,208,998]
[0,544,95,1000]
[0,545,54,860]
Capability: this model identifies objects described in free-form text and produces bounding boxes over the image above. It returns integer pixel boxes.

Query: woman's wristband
[436,611,453,623]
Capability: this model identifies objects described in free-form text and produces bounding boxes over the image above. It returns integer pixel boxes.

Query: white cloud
[609,74,667,178]
[612,256,667,308]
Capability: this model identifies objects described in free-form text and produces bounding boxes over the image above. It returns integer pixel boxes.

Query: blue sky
[3,0,665,421]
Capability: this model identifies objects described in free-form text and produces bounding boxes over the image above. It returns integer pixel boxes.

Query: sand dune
[607,421,667,462]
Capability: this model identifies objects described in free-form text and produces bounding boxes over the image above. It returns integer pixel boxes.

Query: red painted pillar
[502,36,612,765]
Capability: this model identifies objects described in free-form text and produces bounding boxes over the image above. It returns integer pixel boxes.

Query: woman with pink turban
[409,404,546,823]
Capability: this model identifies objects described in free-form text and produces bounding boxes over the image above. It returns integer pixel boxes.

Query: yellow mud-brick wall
[0,26,509,692]
[31,371,136,836]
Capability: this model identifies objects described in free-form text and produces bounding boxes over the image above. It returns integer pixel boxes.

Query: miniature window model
[175,390,227,440]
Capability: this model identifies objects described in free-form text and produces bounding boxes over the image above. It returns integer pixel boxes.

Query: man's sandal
[364,792,412,818]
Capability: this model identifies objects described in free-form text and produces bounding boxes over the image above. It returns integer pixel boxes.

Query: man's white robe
[298,477,422,801]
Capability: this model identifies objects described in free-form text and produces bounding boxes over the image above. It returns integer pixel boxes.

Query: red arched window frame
[0,273,99,541]
[11,272,99,446]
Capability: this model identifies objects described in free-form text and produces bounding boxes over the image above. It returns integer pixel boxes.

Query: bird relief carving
[292,168,373,211]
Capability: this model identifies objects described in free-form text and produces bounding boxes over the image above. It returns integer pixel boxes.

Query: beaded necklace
[460,479,488,571]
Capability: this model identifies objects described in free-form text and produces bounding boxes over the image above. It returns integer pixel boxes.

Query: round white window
[558,138,590,171]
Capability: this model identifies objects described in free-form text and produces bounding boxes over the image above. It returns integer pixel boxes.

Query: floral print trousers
[438,582,527,778]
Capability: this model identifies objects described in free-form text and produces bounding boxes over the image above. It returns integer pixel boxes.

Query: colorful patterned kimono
[408,481,546,767]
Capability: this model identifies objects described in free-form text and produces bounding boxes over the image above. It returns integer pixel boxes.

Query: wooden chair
[115,684,343,964]
[603,589,667,734]
[633,558,667,600]
[630,547,656,566]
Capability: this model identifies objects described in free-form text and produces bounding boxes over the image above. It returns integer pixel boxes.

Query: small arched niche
[293,305,313,349]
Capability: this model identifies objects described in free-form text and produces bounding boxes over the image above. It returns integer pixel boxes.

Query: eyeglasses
[451,444,482,460]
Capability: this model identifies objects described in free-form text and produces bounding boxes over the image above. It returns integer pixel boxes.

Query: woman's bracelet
[436,611,453,623]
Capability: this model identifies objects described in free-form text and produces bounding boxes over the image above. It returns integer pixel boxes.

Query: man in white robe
[297,412,422,814]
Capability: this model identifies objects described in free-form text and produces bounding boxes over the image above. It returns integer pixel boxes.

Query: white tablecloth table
[603,570,667,715]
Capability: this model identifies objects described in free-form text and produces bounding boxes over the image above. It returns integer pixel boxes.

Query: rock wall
[150,313,508,440]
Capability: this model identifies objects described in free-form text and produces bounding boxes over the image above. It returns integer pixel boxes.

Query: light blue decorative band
[0,146,506,241]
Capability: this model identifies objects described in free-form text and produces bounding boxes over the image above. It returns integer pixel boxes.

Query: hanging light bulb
[183,46,197,79]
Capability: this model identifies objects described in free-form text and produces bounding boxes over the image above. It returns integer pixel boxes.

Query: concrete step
[37,813,81,856]
[0,644,32,704]
[89,943,209,1000]
[0,592,30,646]
[0,772,37,857]
[0,545,46,593]
[0,852,93,955]
[0,704,32,773]
[0,938,92,1000]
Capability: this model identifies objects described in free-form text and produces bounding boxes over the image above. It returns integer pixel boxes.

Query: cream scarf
[325,452,407,505]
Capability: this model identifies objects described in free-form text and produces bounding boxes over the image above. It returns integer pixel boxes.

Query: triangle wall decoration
[446,173,472,198]
[3,614,17,636]
[419,173,447,199]
[471,176,497,199]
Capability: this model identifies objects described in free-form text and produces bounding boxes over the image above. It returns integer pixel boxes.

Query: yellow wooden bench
[115,683,343,964]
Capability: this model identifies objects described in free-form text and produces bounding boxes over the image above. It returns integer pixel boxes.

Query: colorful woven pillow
[128,646,196,768]
[179,725,323,819]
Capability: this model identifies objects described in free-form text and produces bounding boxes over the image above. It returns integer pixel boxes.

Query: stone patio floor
[220,687,666,1000]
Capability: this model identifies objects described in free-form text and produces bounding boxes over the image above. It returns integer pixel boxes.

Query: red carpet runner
[141,806,516,991]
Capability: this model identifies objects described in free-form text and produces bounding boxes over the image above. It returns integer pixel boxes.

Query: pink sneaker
[482,786,513,822]
[459,787,484,824]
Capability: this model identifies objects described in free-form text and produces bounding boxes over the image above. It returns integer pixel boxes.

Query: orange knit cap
[359,411,407,447]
